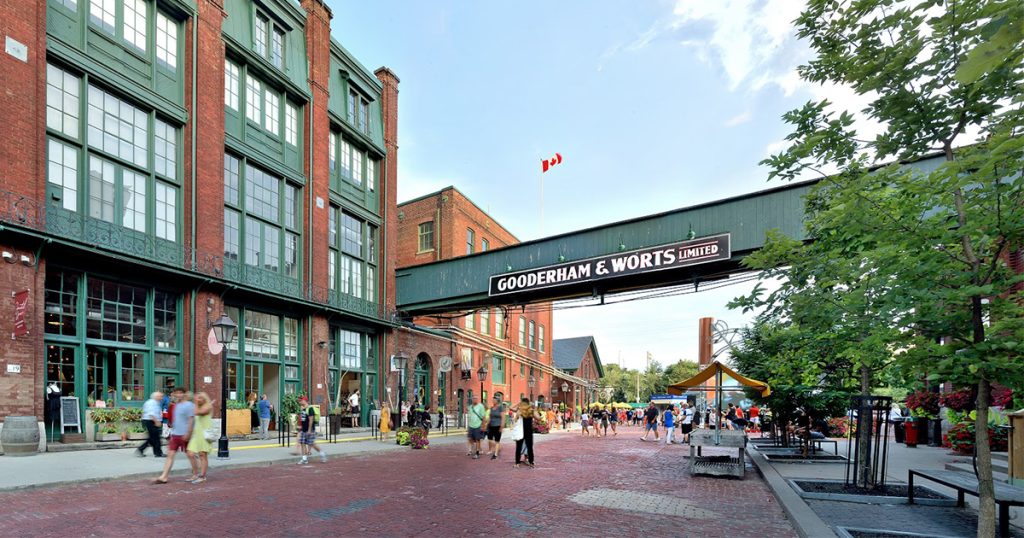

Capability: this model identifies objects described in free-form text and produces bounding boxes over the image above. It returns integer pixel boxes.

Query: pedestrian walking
[680,402,694,443]
[466,395,486,459]
[348,389,361,427]
[513,398,537,468]
[608,405,618,436]
[580,410,590,436]
[136,391,164,458]
[186,392,214,483]
[296,396,325,464]
[154,389,195,484]
[257,394,272,440]
[663,405,676,444]
[640,403,660,441]
[379,403,391,442]
[486,396,504,460]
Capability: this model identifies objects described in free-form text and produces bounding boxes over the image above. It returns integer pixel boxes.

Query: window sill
[416,249,435,255]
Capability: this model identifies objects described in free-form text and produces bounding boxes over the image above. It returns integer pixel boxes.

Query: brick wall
[0,242,45,420]
[0,0,45,202]
[375,66,400,406]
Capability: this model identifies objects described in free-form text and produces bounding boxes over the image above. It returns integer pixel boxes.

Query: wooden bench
[909,469,1024,537]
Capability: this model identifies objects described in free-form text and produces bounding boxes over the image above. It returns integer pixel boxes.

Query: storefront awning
[665,361,771,397]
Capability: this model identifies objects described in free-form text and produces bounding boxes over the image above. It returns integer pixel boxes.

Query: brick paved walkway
[0,426,796,537]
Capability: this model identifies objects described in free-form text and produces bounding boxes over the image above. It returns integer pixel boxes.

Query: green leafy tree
[762,1,1024,533]
[663,360,700,386]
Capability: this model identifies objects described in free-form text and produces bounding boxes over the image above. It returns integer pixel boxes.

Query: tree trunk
[856,364,873,488]
[976,378,995,538]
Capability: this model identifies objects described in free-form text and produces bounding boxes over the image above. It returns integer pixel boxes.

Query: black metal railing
[277,415,292,448]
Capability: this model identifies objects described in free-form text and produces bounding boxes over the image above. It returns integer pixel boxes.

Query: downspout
[307,87,315,396]
[189,13,199,390]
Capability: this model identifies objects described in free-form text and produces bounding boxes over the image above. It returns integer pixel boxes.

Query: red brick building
[0,0,399,447]
[391,187,590,421]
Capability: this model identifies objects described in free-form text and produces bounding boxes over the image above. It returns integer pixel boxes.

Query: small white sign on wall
[5,37,28,63]
[6,364,21,373]
[203,376,213,383]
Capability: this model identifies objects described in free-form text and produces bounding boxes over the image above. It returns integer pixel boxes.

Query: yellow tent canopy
[665,361,771,398]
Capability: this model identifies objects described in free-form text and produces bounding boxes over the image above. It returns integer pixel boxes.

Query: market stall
[666,361,771,478]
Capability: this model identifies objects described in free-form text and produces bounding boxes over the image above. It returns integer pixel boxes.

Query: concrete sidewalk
[0,427,576,491]
[749,436,1023,537]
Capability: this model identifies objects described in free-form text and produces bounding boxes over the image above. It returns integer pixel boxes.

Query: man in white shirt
[680,402,695,444]
[348,389,361,427]
[136,391,164,458]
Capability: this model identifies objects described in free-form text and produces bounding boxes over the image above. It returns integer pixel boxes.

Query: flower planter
[128,432,148,441]
[226,409,251,436]
[97,433,123,442]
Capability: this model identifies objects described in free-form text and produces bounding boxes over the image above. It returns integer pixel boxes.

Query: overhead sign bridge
[394,154,942,316]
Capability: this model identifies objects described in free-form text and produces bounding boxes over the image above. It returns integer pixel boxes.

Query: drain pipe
[190,11,197,270]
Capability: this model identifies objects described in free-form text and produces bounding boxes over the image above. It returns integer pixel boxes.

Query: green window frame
[45,63,181,244]
[328,205,375,300]
[223,153,302,278]
[492,354,505,385]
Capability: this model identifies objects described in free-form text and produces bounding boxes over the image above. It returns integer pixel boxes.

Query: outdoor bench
[807,438,838,454]
[908,468,1024,537]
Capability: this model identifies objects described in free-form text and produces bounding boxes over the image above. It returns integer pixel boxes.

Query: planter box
[128,432,148,440]
[226,409,251,436]
[97,433,122,442]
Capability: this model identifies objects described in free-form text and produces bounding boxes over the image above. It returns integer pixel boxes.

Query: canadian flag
[542,153,563,173]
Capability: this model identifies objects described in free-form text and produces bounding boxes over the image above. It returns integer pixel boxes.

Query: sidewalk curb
[0,430,472,493]
[748,446,838,538]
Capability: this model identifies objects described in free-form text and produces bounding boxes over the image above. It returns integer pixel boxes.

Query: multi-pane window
[339,329,362,369]
[347,90,369,134]
[54,0,77,11]
[85,278,147,343]
[466,228,475,254]
[466,312,475,331]
[461,347,473,370]
[44,271,78,337]
[47,140,79,211]
[89,0,116,34]
[264,92,279,135]
[539,325,545,353]
[246,77,261,123]
[367,158,376,192]
[254,11,286,70]
[329,133,337,172]
[418,221,434,252]
[225,62,240,110]
[48,66,181,241]
[122,0,147,52]
[328,207,375,300]
[518,317,526,346]
[155,183,175,241]
[154,120,176,179]
[482,238,489,252]
[153,290,177,349]
[480,310,490,336]
[46,64,79,138]
[285,104,298,146]
[88,85,148,168]
[271,29,284,69]
[254,15,268,57]
[156,13,177,70]
[528,321,536,350]
[492,354,505,385]
[495,309,505,340]
[330,136,367,189]
[224,154,301,277]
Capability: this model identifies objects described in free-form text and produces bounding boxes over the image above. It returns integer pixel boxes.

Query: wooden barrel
[1,416,40,456]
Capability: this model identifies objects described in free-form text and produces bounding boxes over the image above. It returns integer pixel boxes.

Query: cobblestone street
[0,427,795,537]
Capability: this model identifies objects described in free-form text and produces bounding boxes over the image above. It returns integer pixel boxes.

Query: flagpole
[540,167,544,236]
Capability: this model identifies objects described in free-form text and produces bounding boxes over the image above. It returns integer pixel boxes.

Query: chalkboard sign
[60,396,80,433]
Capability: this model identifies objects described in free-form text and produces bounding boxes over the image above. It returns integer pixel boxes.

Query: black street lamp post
[477,365,488,403]
[212,313,237,460]
[394,352,409,427]
[528,375,536,403]
[561,382,569,405]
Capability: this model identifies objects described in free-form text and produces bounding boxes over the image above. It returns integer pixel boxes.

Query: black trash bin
[893,418,905,443]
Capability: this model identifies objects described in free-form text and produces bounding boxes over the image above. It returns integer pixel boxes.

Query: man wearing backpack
[297,397,327,464]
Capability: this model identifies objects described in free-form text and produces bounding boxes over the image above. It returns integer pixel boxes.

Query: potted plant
[328,407,345,435]
[127,423,148,440]
[409,428,429,449]
[90,408,122,441]
[281,392,306,430]
[906,391,940,446]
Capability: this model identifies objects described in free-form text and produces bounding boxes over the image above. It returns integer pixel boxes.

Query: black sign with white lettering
[488,233,731,297]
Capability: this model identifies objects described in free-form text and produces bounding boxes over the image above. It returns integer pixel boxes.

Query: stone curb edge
[747,446,838,538]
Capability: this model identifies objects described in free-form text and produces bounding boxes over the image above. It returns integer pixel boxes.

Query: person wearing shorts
[297,396,322,464]
[680,402,695,443]
[486,397,504,460]
[608,406,618,435]
[580,411,590,436]
[467,395,486,458]
[641,403,660,441]
[154,389,195,484]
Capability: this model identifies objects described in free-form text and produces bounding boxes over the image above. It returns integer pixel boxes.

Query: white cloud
[723,110,752,128]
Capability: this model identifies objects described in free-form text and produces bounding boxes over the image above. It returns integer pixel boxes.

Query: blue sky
[326,0,854,371]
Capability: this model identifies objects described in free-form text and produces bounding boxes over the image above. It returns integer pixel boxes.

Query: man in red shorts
[154,389,196,484]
